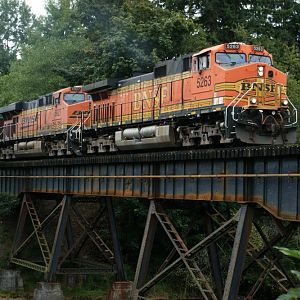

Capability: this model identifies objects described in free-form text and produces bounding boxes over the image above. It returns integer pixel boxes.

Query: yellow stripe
[111,72,191,95]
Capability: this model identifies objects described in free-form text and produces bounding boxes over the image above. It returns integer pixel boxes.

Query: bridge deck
[1,145,300,222]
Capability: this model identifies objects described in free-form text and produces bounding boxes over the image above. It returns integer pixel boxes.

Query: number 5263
[197,75,211,88]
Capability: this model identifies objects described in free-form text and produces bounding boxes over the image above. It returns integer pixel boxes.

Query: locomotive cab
[191,43,297,144]
[51,86,92,130]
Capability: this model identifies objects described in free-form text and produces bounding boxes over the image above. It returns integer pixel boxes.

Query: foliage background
[0,0,299,298]
[0,0,299,105]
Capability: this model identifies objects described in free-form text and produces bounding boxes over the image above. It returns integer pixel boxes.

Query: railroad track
[1,143,300,167]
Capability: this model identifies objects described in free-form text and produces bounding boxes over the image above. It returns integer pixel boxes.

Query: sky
[24,0,46,16]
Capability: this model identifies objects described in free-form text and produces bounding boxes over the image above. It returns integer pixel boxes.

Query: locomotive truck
[0,42,297,159]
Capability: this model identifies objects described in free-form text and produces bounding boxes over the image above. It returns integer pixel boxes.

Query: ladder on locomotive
[66,111,91,154]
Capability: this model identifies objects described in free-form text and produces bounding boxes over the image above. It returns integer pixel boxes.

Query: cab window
[198,53,210,71]
[249,54,272,65]
[193,58,198,72]
[64,93,85,105]
[216,52,246,65]
[53,97,60,105]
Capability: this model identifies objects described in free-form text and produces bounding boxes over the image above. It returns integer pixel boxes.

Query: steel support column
[106,197,126,281]
[11,194,27,256]
[46,195,71,281]
[66,216,74,253]
[133,201,158,293]
[204,205,223,300]
[223,204,255,300]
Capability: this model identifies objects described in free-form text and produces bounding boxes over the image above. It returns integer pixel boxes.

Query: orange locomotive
[0,42,297,158]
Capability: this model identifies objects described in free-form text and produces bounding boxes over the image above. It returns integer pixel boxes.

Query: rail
[0,173,300,179]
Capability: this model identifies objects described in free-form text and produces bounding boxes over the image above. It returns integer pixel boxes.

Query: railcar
[0,42,297,158]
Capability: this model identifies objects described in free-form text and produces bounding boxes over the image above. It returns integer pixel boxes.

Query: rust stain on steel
[184,192,198,200]
[26,189,298,221]
[224,194,237,202]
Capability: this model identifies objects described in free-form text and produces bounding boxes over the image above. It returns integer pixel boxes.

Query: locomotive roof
[193,43,247,56]
[193,42,271,58]
[83,78,119,93]
[0,101,24,115]
[84,53,192,93]
[120,53,192,86]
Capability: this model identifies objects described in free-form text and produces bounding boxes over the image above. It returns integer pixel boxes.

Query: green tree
[0,35,92,103]
[0,0,33,75]
[41,0,81,38]
[0,193,19,217]
[245,0,300,48]
[76,0,206,80]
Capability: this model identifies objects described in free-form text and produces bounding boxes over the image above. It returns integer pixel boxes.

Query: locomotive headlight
[250,97,257,105]
[258,66,264,77]
[282,99,289,106]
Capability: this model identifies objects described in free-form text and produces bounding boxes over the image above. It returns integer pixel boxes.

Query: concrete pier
[0,270,23,291]
[32,282,64,300]
[107,282,133,300]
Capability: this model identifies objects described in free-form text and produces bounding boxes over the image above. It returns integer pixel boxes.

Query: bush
[0,193,20,217]
[276,247,300,300]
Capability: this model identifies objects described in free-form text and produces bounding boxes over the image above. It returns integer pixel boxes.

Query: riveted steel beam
[11,194,27,256]
[106,197,126,281]
[46,195,71,281]
[133,201,158,294]
[204,204,223,300]
[223,204,255,300]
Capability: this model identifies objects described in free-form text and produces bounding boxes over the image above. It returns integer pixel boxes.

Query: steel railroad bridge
[0,145,300,300]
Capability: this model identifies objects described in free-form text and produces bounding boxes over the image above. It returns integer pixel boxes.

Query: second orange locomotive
[0,42,297,158]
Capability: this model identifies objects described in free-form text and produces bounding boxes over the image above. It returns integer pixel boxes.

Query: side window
[198,53,210,71]
[54,98,60,105]
[193,58,198,72]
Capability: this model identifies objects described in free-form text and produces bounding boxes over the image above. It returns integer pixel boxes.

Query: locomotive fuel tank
[115,125,177,150]
[13,141,47,158]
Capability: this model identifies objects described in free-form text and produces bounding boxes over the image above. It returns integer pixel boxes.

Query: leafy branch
[275,247,300,300]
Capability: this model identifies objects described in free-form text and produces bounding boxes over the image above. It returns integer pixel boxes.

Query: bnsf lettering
[241,82,275,93]
[69,110,90,119]
[133,86,168,111]
[72,111,90,116]
[22,115,37,124]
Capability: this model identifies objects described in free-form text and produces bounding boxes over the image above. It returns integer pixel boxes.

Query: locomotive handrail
[285,96,298,127]
[225,83,298,131]
[66,111,91,149]
[82,110,91,129]
[225,92,242,128]
[231,82,257,122]
[66,115,82,147]
[225,82,257,128]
